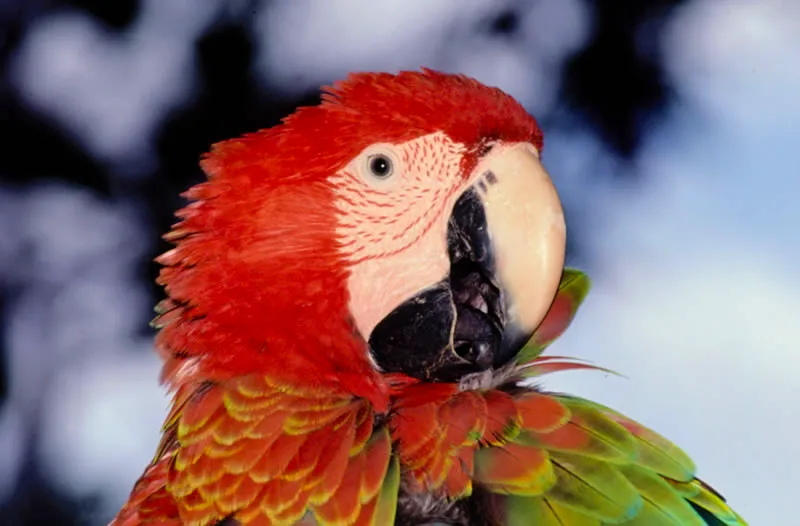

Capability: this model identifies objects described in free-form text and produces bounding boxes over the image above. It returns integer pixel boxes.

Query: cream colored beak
[476,142,566,360]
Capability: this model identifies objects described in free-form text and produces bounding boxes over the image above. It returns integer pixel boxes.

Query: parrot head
[157,70,565,409]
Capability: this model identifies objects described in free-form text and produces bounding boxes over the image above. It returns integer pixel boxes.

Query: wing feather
[389,380,746,525]
[111,374,393,526]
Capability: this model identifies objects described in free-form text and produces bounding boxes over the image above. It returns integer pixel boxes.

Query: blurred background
[0,0,797,524]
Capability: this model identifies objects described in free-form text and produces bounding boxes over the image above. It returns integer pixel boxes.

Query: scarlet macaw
[112,70,745,526]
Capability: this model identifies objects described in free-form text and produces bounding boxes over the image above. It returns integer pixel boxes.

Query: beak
[369,143,566,381]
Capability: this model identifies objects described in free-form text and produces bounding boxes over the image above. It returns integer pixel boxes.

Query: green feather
[516,268,591,364]
[564,397,696,482]
[547,452,643,522]
[619,464,706,525]
[628,427,695,482]
[621,500,700,526]
[506,495,600,525]
[670,479,747,526]
[374,456,400,526]
[554,397,638,463]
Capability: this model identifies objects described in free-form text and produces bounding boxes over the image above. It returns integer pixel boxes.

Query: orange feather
[515,392,570,433]
[113,374,387,526]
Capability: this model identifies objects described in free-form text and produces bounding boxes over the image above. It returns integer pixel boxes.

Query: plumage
[383,269,746,525]
[117,272,746,525]
[112,70,746,525]
[114,375,392,526]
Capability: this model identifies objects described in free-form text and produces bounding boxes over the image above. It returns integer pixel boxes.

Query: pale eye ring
[367,154,394,179]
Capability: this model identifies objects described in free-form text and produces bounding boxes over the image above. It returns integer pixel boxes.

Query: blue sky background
[0,1,797,524]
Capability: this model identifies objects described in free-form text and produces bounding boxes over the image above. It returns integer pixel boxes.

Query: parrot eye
[367,154,394,179]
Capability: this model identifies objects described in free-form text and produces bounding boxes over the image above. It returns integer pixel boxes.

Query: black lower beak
[368,188,525,382]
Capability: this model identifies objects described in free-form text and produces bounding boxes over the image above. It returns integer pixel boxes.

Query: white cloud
[37,349,167,515]
[254,0,499,88]
[254,0,590,115]
[0,183,158,517]
[8,0,224,174]
[3,184,151,413]
[663,0,800,128]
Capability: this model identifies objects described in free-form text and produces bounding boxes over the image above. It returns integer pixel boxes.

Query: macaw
[112,70,746,526]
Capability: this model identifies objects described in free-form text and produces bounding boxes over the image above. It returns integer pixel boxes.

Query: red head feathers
[153,69,543,409]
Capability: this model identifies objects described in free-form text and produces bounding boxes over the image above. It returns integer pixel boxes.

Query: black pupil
[370,156,391,177]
